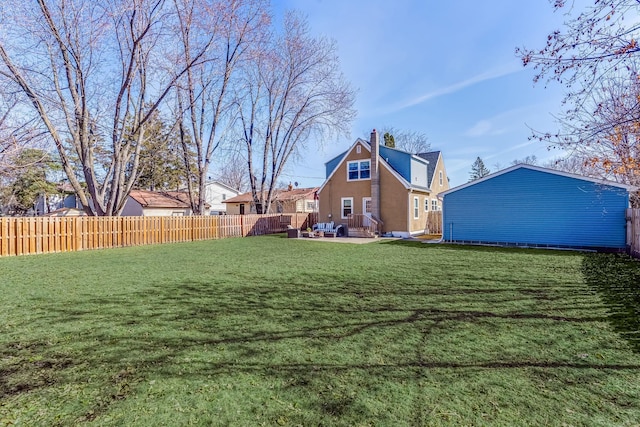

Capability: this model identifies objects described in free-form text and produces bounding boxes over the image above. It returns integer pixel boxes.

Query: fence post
[0,218,7,256]
[627,208,632,251]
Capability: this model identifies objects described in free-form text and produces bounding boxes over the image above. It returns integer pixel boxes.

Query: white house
[203,181,241,215]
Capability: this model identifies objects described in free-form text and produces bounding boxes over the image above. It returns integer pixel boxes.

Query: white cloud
[465,120,492,137]
[388,65,523,113]
[485,141,535,160]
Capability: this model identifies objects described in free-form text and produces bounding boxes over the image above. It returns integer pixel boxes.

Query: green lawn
[1,236,640,426]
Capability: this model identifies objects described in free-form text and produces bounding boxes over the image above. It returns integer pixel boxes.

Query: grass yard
[1,236,640,426]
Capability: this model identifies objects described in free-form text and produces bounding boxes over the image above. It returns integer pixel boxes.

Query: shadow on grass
[582,253,640,352]
[3,248,640,424]
[380,239,587,257]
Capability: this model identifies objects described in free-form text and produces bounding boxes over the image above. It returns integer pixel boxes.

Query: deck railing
[347,214,382,236]
[0,212,318,257]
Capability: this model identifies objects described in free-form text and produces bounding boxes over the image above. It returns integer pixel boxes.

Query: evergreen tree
[383,132,395,148]
[127,110,195,191]
[4,149,59,215]
[468,157,490,182]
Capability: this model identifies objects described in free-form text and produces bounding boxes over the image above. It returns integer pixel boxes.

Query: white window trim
[341,197,354,219]
[413,196,419,219]
[346,159,371,181]
[424,198,429,212]
[439,171,443,186]
[431,199,438,211]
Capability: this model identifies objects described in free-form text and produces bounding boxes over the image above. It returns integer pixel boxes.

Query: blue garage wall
[442,167,630,249]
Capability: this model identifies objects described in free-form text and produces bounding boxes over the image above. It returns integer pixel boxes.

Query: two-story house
[318,129,449,237]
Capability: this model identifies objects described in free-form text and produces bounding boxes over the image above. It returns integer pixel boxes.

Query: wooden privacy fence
[0,212,318,257]
[628,208,640,259]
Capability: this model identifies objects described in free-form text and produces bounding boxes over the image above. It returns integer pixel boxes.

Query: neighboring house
[43,207,87,217]
[34,182,84,216]
[441,164,636,250]
[223,186,319,215]
[200,181,240,215]
[318,129,450,237]
[121,190,210,216]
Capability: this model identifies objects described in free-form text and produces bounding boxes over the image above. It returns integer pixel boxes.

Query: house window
[424,198,429,212]
[222,194,226,201]
[347,160,371,181]
[306,201,316,211]
[413,197,419,219]
[341,197,353,219]
[356,145,361,154]
[431,199,438,211]
[439,171,443,186]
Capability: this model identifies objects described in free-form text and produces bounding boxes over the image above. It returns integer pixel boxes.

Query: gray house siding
[442,167,630,249]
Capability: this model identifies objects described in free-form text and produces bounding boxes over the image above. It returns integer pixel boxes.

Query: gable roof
[441,163,637,197]
[319,139,412,193]
[204,180,241,194]
[416,151,441,187]
[129,190,210,209]
[325,148,350,178]
[223,187,318,204]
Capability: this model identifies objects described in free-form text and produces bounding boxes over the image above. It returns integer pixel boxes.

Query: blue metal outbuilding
[441,164,635,250]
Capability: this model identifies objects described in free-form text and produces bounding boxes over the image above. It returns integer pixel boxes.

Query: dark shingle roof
[416,151,441,187]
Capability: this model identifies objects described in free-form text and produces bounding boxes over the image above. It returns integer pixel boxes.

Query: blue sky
[273,0,574,188]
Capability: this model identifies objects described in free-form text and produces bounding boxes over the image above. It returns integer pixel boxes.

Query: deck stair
[347,214,382,238]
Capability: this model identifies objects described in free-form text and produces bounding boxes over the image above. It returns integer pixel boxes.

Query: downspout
[427,194,446,243]
[406,190,411,238]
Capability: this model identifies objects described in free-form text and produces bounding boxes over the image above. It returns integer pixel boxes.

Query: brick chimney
[370,129,380,220]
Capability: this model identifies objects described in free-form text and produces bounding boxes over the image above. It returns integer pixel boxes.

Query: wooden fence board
[0,213,318,257]
[1,219,8,256]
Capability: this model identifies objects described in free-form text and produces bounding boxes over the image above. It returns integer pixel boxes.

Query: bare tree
[517,0,640,105]
[236,12,356,213]
[511,155,538,166]
[544,155,604,176]
[0,0,215,215]
[0,92,47,177]
[0,98,24,178]
[538,73,640,191]
[517,0,640,194]
[213,150,249,192]
[363,126,431,154]
[173,0,268,214]
[376,126,430,154]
